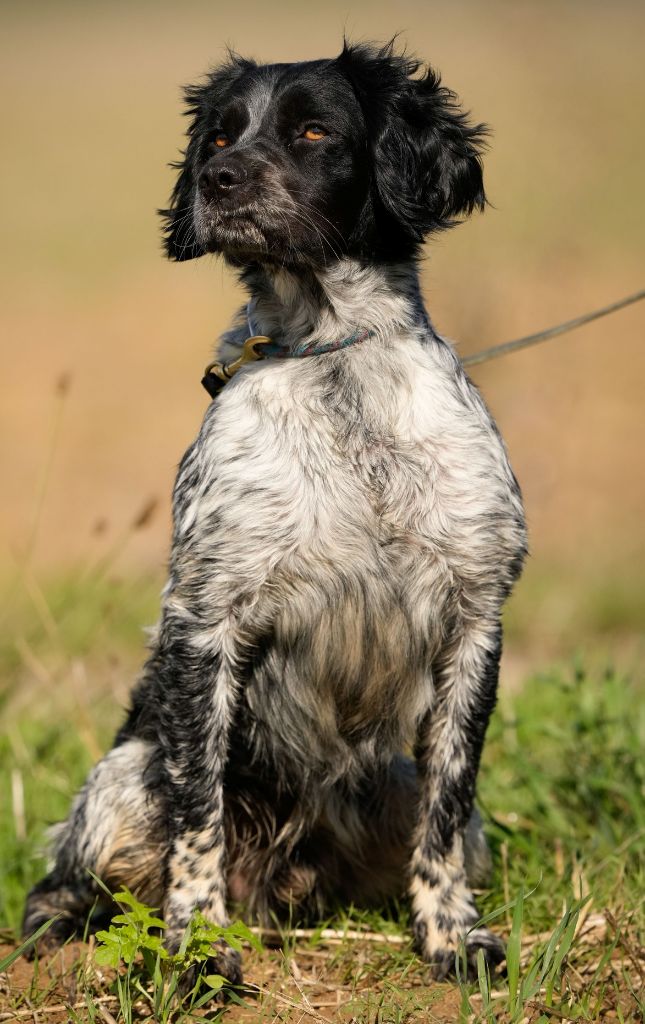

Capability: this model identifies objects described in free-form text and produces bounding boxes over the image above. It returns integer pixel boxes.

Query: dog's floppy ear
[338,41,487,241]
[159,55,255,261]
[159,108,203,262]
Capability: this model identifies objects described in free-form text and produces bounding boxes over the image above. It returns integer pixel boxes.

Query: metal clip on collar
[202,335,272,399]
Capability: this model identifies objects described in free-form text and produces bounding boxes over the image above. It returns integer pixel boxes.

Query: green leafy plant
[94,889,167,970]
[92,886,262,1022]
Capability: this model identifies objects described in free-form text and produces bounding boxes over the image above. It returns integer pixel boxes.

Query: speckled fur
[24,259,526,976]
[24,44,527,984]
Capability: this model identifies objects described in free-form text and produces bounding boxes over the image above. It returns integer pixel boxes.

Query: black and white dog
[24,41,527,982]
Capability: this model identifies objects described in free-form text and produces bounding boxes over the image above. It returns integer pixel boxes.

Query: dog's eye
[303,126,327,141]
[214,133,230,148]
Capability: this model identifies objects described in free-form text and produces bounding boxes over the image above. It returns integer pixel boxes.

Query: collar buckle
[202,335,272,398]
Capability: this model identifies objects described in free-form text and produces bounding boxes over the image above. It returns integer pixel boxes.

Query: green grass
[479,666,644,931]
[1,575,643,1020]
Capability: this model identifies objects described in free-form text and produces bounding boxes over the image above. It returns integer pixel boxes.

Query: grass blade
[507,886,524,1017]
[0,917,58,971]
[545,903,580,1003]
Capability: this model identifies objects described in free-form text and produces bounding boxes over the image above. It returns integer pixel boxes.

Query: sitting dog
[24,40,527,982]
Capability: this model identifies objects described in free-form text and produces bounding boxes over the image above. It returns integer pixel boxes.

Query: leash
[462,288,645,368]
[201,288,645,398]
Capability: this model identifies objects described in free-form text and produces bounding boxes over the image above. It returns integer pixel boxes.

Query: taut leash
[463,288,645,368]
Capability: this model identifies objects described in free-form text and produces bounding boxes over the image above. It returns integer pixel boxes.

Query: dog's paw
[178,942,244,1002]
[421,926,505,982]
[24,928,69,960]
[22,915,77,960]
[205,941,244,988]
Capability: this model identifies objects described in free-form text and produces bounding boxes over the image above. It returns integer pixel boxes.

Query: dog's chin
[197,207,328,268]
[199,211,269,258]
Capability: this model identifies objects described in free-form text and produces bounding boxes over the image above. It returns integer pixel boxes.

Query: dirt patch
[0,941,102,1024]
[0,939,462,1023]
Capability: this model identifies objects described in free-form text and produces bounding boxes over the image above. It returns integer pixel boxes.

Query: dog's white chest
[170,334,525,768]
[187,336,519,561]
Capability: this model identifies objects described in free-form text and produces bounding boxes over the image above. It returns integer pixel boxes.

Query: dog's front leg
[154,611,242,985]
[410,621,505,981]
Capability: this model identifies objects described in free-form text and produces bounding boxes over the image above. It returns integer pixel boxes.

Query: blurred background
[1,0,644,715]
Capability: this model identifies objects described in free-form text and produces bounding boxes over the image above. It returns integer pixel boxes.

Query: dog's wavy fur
[24,41,527,982]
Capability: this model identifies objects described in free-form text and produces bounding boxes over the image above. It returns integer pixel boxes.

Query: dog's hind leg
[369,757,492,894]
[313,755,492,910]
[22,738,166,950]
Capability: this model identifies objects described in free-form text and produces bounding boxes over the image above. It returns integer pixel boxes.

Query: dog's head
[160,41,487,266]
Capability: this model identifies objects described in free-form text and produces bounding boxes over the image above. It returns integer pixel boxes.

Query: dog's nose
[199,161,247,198]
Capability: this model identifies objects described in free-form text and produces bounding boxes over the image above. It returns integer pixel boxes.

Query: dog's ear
[159,56,255,261]
[159,117,203,262]
[338,41,487,241]
[376,70,488,238]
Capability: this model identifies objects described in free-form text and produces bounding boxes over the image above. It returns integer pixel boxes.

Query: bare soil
[0,939,463,1023]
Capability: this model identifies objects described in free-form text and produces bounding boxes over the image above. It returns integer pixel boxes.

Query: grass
[1,573,644,1021]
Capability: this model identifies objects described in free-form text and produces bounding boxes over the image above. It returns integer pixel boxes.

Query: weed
[87,885,262,1022]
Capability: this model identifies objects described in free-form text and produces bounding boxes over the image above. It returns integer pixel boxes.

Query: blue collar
[201,303,373,399]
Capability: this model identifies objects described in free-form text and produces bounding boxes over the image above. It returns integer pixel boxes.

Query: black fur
[160,40,487,264]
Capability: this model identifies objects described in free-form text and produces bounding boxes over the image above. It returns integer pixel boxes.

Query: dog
[24,40,527,983]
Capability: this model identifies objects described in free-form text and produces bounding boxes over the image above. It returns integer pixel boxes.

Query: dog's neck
[241,259,427,348]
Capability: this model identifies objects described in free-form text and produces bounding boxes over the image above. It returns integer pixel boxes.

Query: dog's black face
[161,42,488,266]
[186,61,371,266]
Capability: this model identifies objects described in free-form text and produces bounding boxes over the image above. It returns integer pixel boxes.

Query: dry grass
[0,908,642,1022]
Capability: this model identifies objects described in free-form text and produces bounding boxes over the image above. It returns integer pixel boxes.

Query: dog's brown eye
[303,126,327,141]
[214,133,230,148]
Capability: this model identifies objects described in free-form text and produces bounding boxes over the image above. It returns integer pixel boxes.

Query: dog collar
[201,325,372,399]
